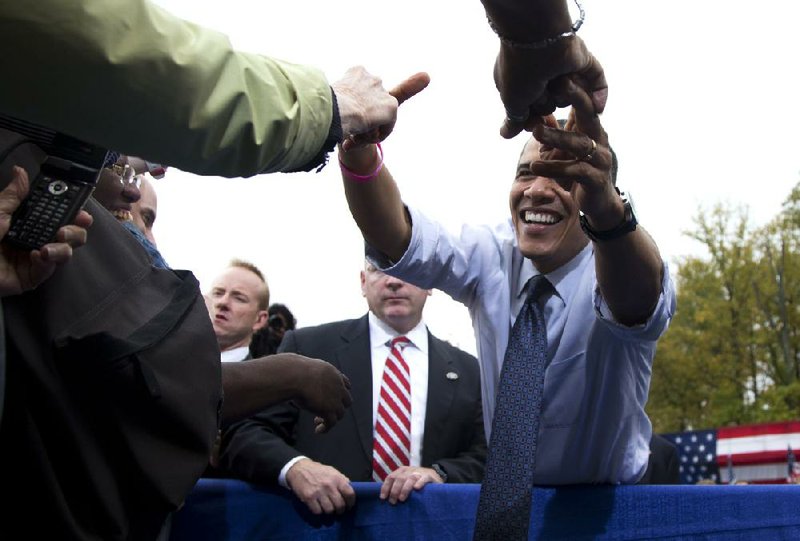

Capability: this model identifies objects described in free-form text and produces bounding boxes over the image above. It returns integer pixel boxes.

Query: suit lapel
[336,315,374,462]
[422,333,456,465]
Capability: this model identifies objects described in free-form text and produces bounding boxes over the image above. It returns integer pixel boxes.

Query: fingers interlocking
[577,138,596,163]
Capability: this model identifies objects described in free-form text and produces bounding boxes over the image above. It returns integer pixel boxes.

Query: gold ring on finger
[579,138,597,162]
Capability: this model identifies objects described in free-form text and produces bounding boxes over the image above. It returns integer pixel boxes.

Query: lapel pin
[446,372,459,381]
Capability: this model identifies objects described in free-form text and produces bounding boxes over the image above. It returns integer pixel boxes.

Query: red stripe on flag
[716,450,791,467]
[748,478,790,485]
[718,421,800,439]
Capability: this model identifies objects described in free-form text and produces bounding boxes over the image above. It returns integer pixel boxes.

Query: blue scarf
[121,220,169,269]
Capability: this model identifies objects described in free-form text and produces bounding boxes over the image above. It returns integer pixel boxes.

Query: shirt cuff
[278,455,309,489]
[593,260,676,342]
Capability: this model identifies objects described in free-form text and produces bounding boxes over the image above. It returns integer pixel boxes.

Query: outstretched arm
[337,73,430,262]
[530,82,662,325]
[340,145,411,263]
[480,0,607,137]
[220,353,352,428]
[0,1,409,177]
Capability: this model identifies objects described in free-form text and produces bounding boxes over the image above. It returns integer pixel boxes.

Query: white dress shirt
[278,314,431,487]
[368,312,429,468]
[366,205,677,485]
[220,346,249,363]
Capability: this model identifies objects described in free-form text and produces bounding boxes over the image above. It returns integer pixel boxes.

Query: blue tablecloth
[171,479,800,540]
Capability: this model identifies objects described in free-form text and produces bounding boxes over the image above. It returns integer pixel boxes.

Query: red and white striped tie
[372,336,411,482]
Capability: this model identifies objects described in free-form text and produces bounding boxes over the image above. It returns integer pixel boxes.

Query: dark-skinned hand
[0,166,93,297]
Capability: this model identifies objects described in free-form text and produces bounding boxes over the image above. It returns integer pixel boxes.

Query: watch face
[619,190,636,221]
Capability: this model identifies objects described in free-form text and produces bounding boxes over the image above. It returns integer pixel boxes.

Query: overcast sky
[149,0,800,354]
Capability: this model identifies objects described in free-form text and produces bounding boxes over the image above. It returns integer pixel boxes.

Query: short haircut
[228,258,269,310]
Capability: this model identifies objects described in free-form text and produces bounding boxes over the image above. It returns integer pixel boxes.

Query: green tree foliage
[648,183,800,432]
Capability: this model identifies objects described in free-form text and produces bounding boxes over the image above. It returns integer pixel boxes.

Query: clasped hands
[527,79,622,228]
[496,34,608,139]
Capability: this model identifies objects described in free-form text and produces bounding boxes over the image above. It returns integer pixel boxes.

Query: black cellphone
[0,114,108,250]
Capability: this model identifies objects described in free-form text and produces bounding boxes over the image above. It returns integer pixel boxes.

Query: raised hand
[294,356,353,433]
[496,35,607,139]
[528,80,619,228]
[333,69,430,151]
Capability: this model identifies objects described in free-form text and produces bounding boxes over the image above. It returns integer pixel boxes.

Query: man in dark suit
[206,259,269,363]
[220,262,486,515]
[637,434,680,484]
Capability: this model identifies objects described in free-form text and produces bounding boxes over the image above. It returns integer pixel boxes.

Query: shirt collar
[515,243,594,306]
[220,345,250,363]
[367,312,428,354]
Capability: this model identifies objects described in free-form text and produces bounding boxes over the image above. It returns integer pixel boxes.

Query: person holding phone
[0,166,92,297]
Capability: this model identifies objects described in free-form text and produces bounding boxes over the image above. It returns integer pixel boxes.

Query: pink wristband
[339,143,383,183]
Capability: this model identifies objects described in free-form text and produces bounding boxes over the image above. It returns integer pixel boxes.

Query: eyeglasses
[105,163,141,189]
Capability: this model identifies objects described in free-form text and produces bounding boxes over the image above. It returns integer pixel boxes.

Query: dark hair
[248,303,297,358]
[268,303,296,331]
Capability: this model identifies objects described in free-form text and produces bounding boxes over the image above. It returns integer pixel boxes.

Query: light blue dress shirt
[367,206,677,484]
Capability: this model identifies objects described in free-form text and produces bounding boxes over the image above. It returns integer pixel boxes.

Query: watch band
[579,190,637,242]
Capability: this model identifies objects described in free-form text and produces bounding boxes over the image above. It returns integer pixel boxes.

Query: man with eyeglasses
[91,157,143,222]
[132,175,159,247]
[91,154,169,268]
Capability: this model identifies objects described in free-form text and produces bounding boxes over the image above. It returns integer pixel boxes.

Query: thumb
[0,166,29,234]
[389,72,431,106]
[576,53,608,114]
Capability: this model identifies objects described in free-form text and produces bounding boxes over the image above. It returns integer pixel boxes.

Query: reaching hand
[293,356,352,433]
[495,35,607,139]
[0,166,93,297]
[332,68,430,151]
[528,80,620,227]
[285,459,356,515]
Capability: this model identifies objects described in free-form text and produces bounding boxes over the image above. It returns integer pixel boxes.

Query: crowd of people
[0,0,678,540]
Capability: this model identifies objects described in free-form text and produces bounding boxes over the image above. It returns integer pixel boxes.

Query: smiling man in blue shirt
[336,80,676,486]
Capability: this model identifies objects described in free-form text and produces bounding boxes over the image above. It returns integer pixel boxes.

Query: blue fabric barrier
[171,479,800,540]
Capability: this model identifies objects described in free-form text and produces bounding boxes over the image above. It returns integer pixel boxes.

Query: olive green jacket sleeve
[0,0,333,177]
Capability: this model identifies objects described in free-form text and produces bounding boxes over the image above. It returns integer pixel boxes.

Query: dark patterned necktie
[473,275,551,541]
